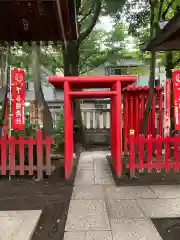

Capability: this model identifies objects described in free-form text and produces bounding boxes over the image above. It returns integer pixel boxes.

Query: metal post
[8,66,12,139]
[8,66,12,180]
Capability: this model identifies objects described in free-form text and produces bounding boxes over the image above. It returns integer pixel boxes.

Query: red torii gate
[49,76,136,179]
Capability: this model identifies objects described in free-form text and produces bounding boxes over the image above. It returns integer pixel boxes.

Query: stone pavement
[0,210,41,240]
[64,151,180,240]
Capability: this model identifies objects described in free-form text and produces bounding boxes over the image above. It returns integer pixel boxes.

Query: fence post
[147,135,153,172]
[129,129,135,178]
[1,136,7,175]
[19,136,25,176]
[9,136,15,175]
[174,135,179,172]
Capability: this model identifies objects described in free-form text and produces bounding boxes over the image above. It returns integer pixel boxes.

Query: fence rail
[0,130,54,179]
[126,133,180,176]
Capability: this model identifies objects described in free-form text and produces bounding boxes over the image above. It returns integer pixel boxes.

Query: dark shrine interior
[0,0,77,42]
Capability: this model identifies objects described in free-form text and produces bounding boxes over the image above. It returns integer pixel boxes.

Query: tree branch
[162,0,176,20]
[78,2,95,27]
[158,0,164,21]
[78,0,102,44]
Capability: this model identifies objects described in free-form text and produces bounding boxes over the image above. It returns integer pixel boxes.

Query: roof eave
[145,10,180,51]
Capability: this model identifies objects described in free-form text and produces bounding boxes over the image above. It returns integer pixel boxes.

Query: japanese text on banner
[11,68,26,130]
[173,70,180,131]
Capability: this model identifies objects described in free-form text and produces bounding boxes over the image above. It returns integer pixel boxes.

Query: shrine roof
[146,10,180,51]
[0,0,77,42]
[48,75,136,89]
[124,85,163,92]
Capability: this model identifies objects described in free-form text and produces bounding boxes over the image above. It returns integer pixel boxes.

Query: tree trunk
[62,41,86,156]
[0,51,7,88]
[165,52,173,135]
[32,44,53,137]
[141,51,156,135]
[141,0,156,135]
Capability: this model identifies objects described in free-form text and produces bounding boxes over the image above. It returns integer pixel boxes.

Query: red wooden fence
[126,130,180,176]
[0,130,54,179]
[123,86,163,155]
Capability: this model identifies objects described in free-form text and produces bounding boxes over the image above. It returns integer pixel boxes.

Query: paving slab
[137,198,180,218]
[0,210,41,218]
[0,216,23,240]
[111,218,162,240]
[95,170,112,177]
[103,186,157,200]
[72,186,104,200]
[0,210,41,240]
[106,199,144,219]
[65,152,180,240]
[150,185,180,198]
[74,171,95,185]
[65,200,110,231]
[13,210,42,240]
[95,176,114,185]
[77,162,94,171]
[79,153,94,162]
[64,231,113,240]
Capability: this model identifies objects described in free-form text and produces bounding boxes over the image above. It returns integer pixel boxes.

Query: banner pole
[8,66,12,180]
[8,66,12,139]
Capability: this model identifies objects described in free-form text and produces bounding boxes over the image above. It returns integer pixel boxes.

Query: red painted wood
[28,136,34,175]
[128,132,135,176]
[135,96,139,136]
[159,92,163,137]
[123,92,128,154]
[1,136,7,175]
[139,135,144,172]
[156,135,162,172]
[165,136,171,173]
[141,94,145,129]
[9,136,15,175]
[110,97,115,165]
[19,136,25,175]
[115,81,122,177]
[69,91,116,98]
[130,96,133,130]
[49,76,136,89]
[174,135,179,172]
[0,130,53,177]
[111,83,117,170]
[147,135,153,172]
[64,81,72,179]
[127,134,180,173]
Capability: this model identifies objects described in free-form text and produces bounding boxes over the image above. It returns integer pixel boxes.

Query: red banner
[164,79,171,136]
[173,70,180,130]
[11,68,26,130]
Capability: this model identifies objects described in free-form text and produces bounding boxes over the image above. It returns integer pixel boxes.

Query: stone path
[64,151,180,240]
[0,210,41,240]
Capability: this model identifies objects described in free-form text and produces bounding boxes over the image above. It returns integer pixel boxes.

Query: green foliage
[79,24,126,74]
[123,0,180,68]
[51,112,81,155]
